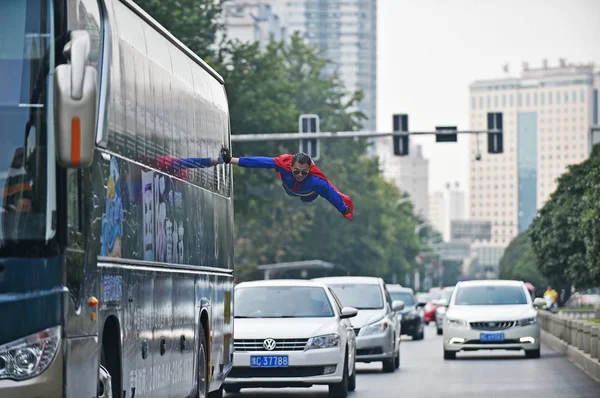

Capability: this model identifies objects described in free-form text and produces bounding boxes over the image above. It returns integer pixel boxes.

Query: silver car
[314,277,403,373]
[435,286,455,335]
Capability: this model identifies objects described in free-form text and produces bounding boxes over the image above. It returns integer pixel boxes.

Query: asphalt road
[224,324,600,398]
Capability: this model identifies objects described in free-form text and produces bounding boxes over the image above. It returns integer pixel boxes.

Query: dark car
[386,285,425,340]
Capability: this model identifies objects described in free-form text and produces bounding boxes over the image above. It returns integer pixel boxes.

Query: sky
[376,0,600,195]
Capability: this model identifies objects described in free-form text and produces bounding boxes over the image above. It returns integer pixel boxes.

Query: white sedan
[225,280,358,397]
[442,280,546,360]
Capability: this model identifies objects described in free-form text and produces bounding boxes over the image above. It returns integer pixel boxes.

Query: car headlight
[359,318,389,336]
[305,334,340,351]
[517,317,537,327]
[445,318,468,327]
[0,326,61,381]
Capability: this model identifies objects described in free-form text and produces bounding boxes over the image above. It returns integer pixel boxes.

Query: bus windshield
[0,0,54,245]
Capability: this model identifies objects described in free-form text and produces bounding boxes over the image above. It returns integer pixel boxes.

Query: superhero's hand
[342,207,352,221]
[220,146,232,164]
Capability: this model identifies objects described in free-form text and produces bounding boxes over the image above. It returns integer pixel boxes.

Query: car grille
[229,366,326,378]
[470,321,515,331]
[234,339,309,352]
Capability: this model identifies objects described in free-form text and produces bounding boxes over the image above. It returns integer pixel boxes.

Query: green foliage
[529,145,600,287]
[212,33,420,280]
[442,260,462,287]
[499,232,546,288]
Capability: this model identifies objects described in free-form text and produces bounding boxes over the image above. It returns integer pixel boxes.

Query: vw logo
[263,338,277,351]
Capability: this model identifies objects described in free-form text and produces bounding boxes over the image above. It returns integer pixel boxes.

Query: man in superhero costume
[220,147,353,220]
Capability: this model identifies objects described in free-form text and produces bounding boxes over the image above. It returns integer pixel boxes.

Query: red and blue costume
[238,154,354,220]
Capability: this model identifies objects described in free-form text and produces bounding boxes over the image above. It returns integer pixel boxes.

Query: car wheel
[382,346,396,373]
[348,355,356,392]
[394,345,400,369]
[525,348,540,359]
[329,348,349,398]
[436,327,443,336]
[443,349,456,360]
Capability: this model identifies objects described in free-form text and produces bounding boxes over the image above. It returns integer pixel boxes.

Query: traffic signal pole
[230,113,507,156]
[230,129,498,142]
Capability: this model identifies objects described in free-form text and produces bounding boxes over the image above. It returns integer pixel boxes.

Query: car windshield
[441,289,454,301]
[389,292,415,306]
[416,293,432,302]
[0,0,54,246]
[328,284,383,309]
[234,286,334,318]
[454,285,528,306]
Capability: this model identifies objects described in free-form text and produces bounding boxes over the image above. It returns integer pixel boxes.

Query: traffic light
[435,126,457,142]
[487,112,503,154]
[393,114,409,156]
[299,114,320,160]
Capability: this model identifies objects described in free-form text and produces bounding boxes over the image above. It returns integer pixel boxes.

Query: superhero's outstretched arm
[221,147,286,172]
[313,178,348,214]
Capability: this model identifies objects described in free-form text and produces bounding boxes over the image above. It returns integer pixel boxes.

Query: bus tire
[196,323,208,398]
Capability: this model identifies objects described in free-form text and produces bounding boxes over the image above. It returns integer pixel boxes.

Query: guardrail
[556,310,598,319]
[538,310,600,381]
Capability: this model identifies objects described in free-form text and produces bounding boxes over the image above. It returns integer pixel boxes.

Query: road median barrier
[538,310,600,382]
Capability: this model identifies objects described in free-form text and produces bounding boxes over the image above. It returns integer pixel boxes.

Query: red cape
[273,154,354,220]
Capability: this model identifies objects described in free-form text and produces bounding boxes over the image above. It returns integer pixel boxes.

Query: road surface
[224,324,600,397]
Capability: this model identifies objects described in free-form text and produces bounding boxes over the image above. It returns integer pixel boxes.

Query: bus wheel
[98,364,112,398]
[197,323,208,398]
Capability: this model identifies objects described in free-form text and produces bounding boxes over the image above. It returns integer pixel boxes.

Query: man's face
[291,161,310,182]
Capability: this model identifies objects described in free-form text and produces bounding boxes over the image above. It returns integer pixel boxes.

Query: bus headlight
[0,326,61,381]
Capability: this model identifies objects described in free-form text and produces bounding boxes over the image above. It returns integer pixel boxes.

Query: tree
[499,232,546,289]
[213,35,421,280]
[133,0,225,60]
[529,145,600,287]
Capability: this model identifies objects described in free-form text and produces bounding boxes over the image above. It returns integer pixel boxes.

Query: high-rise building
[269,0,377,132]
[447,182,466,223]
[219,1,289,51]
[469,60,600,250]
[428,191,447,240]
[378,143,429,218]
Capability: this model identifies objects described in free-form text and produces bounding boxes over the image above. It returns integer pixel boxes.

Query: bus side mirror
[54,30,97,168]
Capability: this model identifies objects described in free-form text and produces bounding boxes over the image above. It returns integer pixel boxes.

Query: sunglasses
[292,169,309,176]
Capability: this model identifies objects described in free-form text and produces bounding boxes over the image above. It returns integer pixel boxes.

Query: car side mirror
[533,298,546,308]
[54,30,97,168]
[340,307,358,319]
[392,300,404,311]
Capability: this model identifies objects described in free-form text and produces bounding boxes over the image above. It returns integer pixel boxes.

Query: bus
[0,0,234,397]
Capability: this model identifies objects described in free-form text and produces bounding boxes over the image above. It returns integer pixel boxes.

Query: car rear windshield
[234,286,334,318]
[328,284,383,309]
[454,285,528,305]
[389,292,415,306]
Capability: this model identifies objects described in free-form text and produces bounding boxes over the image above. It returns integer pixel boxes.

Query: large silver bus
[0,0,234,397]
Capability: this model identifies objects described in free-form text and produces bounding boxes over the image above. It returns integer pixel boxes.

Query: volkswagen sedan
[225,280,358,397]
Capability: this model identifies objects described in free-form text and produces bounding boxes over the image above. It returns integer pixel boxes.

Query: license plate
[480,333,504,342]
[250,355,289,368]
